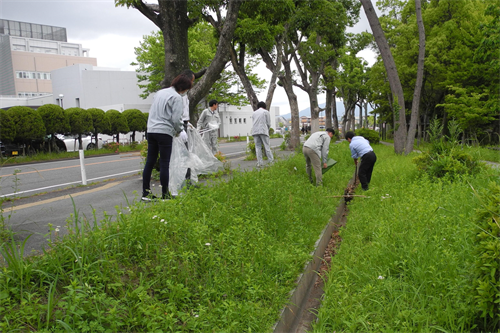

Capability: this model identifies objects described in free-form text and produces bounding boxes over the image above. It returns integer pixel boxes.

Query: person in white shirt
[251,101,274,167]
[303,128,335,186]
[345,131,377,191]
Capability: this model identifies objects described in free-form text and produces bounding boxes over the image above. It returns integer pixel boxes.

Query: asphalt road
[1,138,285,255]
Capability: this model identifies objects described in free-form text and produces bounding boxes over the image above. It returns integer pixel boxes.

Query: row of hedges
[0,105,147,149]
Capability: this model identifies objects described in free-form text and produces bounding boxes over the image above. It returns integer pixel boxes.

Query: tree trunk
[364,101,368,128]
[358,103,363,129]
[404,0,425,155]
[229,43,259,110]
[332,94,339,132]
[94,130,99,150]
[309,94,321,133]
[361,0,407,153]
[325,88,333,129]
[291,36,322,134]
[264,37,283,109]
[133,0,242,124]
[280,57,300,149]
[373,112,377,130]
[189,1,241,120]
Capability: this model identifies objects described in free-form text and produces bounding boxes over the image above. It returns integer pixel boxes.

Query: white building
[218,103,278,138]
[0,19,97,99]
[51,64,154,112]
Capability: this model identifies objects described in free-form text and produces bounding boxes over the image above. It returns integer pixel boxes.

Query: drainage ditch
[273,175,359,333]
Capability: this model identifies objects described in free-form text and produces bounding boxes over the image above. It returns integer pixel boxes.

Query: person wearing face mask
[142,73,192,201]
[197,99,220,155]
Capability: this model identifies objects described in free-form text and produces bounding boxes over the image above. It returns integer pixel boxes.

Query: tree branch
[133,1,161,29]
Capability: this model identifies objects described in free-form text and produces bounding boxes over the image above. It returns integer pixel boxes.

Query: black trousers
[359,151,377,190]
[143,133,173,197]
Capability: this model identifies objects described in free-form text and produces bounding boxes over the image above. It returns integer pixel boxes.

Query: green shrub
[280,132,291,150]
[472,182,500,331]
[269,128,275,136]
[413,119,485,179]
[355,128,380,144]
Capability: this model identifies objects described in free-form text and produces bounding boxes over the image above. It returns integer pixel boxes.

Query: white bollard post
[79,150,87,185]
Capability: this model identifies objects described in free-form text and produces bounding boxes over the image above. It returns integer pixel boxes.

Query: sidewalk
[223,147,295,173]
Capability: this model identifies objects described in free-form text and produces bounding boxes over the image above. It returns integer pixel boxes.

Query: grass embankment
[313,144,500,332]
[0,142,353,332]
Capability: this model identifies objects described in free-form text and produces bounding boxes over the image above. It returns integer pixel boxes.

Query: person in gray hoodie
[303,128,335,186]
[251,101,274,167]
[142,74,192,201]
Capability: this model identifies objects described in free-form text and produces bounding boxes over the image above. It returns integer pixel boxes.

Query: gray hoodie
[147,87,184,137]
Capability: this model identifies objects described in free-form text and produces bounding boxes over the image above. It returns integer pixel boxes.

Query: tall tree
[228,0,292,110]
[88,108,110,150]
[289,0,359,133]
[115,0,242,120]
[122,109,147,142]
[404,0,425,155]
[37,104,70,153]
[0,109,16,143]
[132,22,262,121]
[66,107,93,150]
[105,109,129,144]
[360,0,407,154]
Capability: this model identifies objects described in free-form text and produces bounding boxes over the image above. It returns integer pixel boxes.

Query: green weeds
[313,144,500,332]
[0,143,353,331]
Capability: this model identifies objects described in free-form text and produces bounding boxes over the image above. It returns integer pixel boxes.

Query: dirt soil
[294,180,357,332]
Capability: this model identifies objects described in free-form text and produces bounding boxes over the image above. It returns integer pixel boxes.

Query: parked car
[0,140,24,157]
[57,135,103,152]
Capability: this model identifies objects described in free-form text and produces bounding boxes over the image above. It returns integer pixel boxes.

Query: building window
[243,118,246,124]
[229,117,232,124]
[239,118,242,124]
[76,98,80,108]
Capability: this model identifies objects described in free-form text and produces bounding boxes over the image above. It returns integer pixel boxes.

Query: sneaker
[141,190,158,202]
[141,194,158,202]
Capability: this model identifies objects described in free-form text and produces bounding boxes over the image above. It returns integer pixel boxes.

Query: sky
[1,0,376,116]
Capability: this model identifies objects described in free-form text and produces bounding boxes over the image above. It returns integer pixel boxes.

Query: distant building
[51,64,154,112]
[0,19,97,101]
[218,104,278,138]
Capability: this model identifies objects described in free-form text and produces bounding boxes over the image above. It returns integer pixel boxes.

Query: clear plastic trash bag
[169,126,223,195]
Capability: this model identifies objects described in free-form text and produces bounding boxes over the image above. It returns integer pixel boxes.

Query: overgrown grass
[0,142,353,332]
[313,144,500,332]
[0,143,143,166]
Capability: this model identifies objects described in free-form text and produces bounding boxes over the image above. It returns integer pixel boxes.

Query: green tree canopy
[37,104,70,136]
[8,106,45,143]
[66,107,93,150]
[106,109,129,143]
[88,108,110,150]
[122,109,146,142]
[132,22,261,111]
[0,109,16,143]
